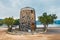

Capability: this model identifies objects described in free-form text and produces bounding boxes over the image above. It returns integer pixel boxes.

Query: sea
[36,20,60,27]
[0,20,60,28]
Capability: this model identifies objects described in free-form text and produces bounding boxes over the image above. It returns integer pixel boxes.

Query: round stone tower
[20,7,36,32]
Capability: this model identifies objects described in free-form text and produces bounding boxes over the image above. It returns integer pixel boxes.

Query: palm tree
[38,12,57,32]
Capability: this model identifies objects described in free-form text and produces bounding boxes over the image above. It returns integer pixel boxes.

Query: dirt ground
[0,28,60,40]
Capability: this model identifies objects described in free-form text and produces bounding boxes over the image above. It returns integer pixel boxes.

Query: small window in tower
[31,23,34,25]
[23,10,24,12]
[31,10,33,13]
[31,18,33,20]
[32,18,33,19]
[22,16,25,18]
[22,23,23,24]
[26,12,27,14]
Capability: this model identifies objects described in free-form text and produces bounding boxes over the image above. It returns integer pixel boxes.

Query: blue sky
[0,0,60,20]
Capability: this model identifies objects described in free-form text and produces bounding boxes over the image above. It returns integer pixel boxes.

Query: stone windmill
[20,7,36,32]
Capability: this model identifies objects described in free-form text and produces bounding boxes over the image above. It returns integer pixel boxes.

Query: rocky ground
[0,28,60,40]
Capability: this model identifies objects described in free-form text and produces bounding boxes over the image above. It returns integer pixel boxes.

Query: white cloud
[0,0,30,19]
[46,6,60,20]
[0,0,60,20]
[9,0,20,7]
[0,1,19,19]
[8,0,31,8]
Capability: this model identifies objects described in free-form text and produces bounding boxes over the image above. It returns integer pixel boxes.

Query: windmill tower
[20,7,36,32]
